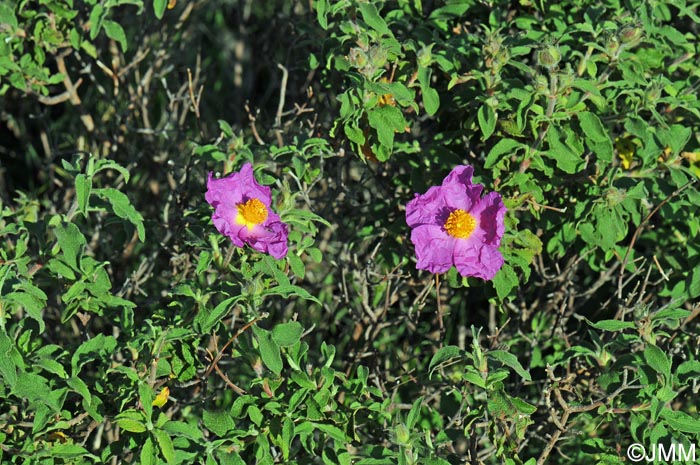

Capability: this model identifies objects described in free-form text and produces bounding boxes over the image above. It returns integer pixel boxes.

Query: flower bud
[394,424,411,446]
[645,83,661,103]
[368,46,388,69]
[619,25,643,46]
[537,45,561,68]
[348,47,368,69]
[605,35,620,57]
[485,96,499,109]
[417,45,433,68]
[534,74,549,93]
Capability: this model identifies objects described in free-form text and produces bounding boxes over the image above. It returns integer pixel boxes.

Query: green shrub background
[1,0,700,463]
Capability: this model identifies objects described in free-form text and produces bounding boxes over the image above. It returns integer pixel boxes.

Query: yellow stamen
[236,198,268,229]
[444,209,477,239]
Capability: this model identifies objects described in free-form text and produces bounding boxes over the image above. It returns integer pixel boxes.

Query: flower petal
[453,240,504,280]
[410,224,455,273]
[238,212,289,259]
[406,186,448,227]
[469,191,507,246]
[441,165,483,211]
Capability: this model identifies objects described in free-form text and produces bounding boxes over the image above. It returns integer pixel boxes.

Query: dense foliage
[1,0,700,463]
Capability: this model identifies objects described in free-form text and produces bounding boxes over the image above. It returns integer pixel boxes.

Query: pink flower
[206,163,288,259]
[405,165,506,280]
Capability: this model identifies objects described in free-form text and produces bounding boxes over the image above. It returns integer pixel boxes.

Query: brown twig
[203,313,269,392]
[538,368,637,465]
[615,178,699,315]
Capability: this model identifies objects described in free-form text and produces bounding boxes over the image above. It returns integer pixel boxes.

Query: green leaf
[546,130,583,173]
[5,291,46,333]
[493,263,518,300]
[315,0,329,29]
[281,417,294,460]
[406,396,424,429]
[344,124,365,146]
[154,429,176,464]
[139,383,154,422]
[687,267,700,298]
[489,350,532,382]
[153,0,167,19]
[659,409,700,433]
[578,112,612,162]
[644,345,671,381]
[103,20,127,52]
[0,333,19,388]
[287,253,305,279]
[588,319,635,331]
[54,222,86,271]
[66,376,92,405]
[357,3,390,35]
[75,174,91,217]
[578,112,607,142]
[48,444,97,459]
[367,105,406,154]
[428,345,463,377]
[88,5,104,40]
[47,258,76,280]
[161,420,204,440]
[203,410,235,436]
[253,326,283,375]
[71,334,118,376]
[478,104,497,140]
[272,321,304,347]
[195,297,238,334]
[264,284,321,305]
[140,436,157,465]
[94,188,145,241]
[115,410,147,433]
[511,396,537,414]
[485,139,525,168]
[422,86,440,116]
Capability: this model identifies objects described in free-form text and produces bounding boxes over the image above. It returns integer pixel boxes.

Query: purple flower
[405,165,506,280]
[206,163,288,259]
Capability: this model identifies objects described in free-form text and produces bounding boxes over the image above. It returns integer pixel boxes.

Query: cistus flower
[206,163,288,259]
[405,165,506,280]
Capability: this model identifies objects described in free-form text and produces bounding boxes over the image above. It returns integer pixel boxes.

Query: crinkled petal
[469,191,507,246]
[212,210,245,247]
[237,211,289,259]
[406,186,448,227]
[236,163,272,205]
[410,224,455,273]
[453,240,504,280]
[206,163,271,208]
[441,165,483,211]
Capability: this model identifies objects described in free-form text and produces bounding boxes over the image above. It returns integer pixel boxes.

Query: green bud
[534,75,548,93]
[537,45,561,68]
[645,86,661,103]
[417,45,433,68]
[619,25,643,46]
[368,46,388,69]
[605,35,620,56]
[394,424,411,446]
[348,47,368,69]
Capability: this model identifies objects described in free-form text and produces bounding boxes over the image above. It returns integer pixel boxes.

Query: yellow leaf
[152,386,170,408]
[615,136,636,170]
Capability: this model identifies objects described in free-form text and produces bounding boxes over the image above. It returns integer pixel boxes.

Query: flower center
[444,209,477,239]
[237,198,268,228]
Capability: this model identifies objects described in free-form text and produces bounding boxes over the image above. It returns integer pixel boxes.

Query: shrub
[1,0,699,463]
